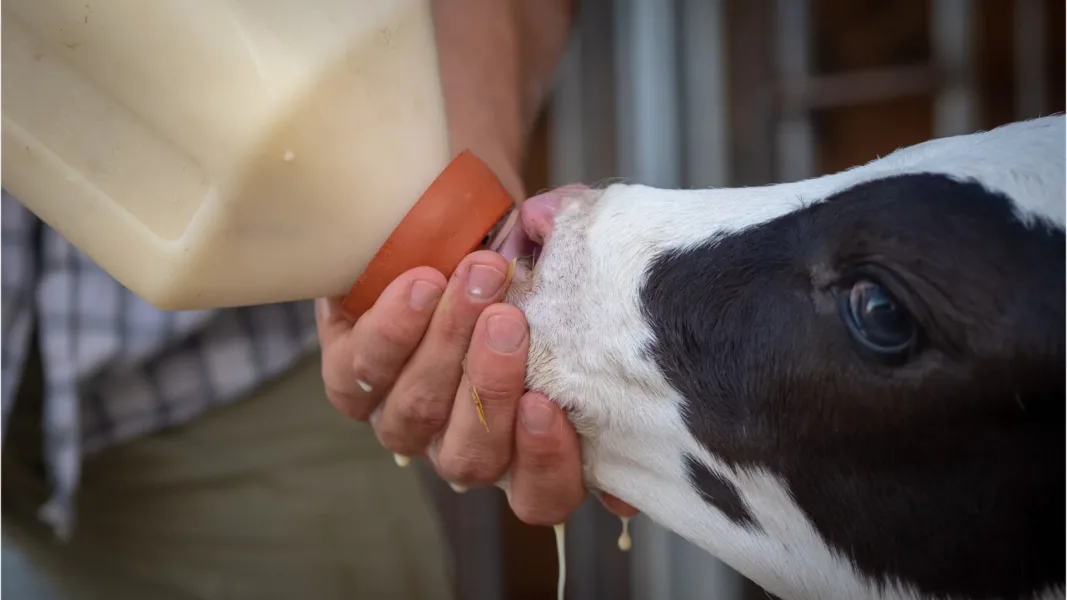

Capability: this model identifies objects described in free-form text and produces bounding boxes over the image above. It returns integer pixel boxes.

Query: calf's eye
[839,279,918,360]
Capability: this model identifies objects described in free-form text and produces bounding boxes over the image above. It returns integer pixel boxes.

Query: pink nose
[520,184,589,244]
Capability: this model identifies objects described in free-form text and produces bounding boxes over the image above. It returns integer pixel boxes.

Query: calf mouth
[488,184,594,303]
[488,186,641,520]
[485,210,538,301]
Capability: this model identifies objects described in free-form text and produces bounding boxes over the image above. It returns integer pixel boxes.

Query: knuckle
[324,386,373,422]
[393,391,451,433]
[367,313,421,349]
[459,251,509,278]
[510,487,585,527]
[510,499,569,527]
[522,443,565,472]
[465,372,520,404]
[468,249,509,265]
[347,356,378,388]
[373,425,405,453]
[433,301,485,343]
[435,316,478,350]
[374,414,423,454]
[438,449,507,486]
[465,385,516,412]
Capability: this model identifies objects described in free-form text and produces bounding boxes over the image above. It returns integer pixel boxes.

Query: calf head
[506,116,1065,600]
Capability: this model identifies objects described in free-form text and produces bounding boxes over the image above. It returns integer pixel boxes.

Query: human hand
[316,250,587,525]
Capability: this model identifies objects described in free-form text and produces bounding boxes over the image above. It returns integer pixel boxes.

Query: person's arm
[319,0,588,526]
[433,0,576,200]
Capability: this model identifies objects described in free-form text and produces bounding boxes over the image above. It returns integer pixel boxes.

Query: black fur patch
[641,174,1065,599]
[684,454,761,530]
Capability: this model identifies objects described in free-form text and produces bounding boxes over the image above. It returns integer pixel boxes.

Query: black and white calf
[506,115,1065,600]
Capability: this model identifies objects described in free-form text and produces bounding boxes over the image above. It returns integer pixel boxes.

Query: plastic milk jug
[2,0,515,316]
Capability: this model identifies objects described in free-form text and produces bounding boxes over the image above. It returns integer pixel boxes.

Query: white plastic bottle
[2,0,513,313]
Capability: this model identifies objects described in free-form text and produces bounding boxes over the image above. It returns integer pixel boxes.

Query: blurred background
[423,0,1065,599]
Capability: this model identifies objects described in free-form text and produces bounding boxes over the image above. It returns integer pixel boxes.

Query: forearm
[432,0,576,200]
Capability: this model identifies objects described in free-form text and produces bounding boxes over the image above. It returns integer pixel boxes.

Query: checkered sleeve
[3,189,321,539]
[2,193,41,440]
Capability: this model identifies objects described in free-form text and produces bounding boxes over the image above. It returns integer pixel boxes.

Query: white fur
[507,116,1065,600]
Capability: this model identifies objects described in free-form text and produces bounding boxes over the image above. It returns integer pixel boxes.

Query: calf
[504,115,1065,600]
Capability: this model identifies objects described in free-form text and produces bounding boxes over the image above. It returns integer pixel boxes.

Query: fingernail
[521,397,558,434]
[467,264,507,299]
[316,297,331,319]
[486,314,526,353]
[410,280,444,310]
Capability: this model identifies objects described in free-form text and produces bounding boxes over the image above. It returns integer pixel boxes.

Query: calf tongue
[490,183,593,262]
[486,209,536,262]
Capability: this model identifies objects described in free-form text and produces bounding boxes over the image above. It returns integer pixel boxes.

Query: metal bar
[614,0,682,188]
[723,0,777,186]
[550,2,633,599]
[778,64,942,112]
[774,0,815,181]
[551,0,619,186]
[418,468,504,600]
[931,0,978,137]
[550,20,588,185]
[677,2,747,593]
[629,518,675,600]
[680,0,730,188]
[613,1,687,598]
[1014,0,1048,119]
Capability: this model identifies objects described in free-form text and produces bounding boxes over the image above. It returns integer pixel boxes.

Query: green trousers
[2,350,454,600]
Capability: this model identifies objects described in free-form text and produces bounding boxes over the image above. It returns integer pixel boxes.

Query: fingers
[507,393,587,526]
[318,249,590,529]
[375,250,513,456]
[597,492,641,518]
[318,266,446,421]
[434,303,529,486]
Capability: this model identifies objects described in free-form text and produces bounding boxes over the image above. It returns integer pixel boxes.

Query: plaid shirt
[1,190,320,539]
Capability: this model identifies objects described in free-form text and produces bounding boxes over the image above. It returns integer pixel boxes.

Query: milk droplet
[393,453,411,467]
[449,482,468,493]
[617,516,632,552]
[357,379,373,393]
[553,523,567,600]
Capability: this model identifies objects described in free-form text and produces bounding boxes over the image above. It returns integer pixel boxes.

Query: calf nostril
[521,196,557,244]
[521,184,587,244]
